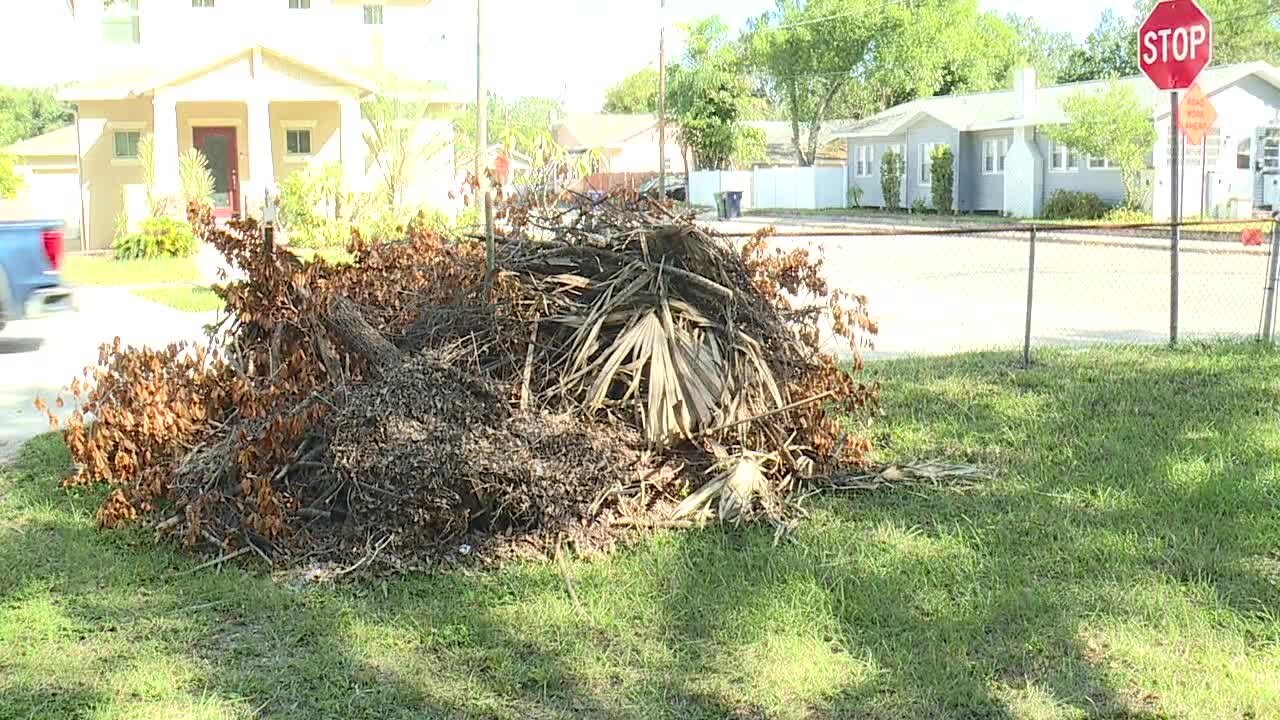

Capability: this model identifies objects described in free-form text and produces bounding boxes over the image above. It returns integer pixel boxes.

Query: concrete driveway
[0,287,215,462]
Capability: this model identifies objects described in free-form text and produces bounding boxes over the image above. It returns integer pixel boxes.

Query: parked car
[638,176,688,202]
[0,220,74,332]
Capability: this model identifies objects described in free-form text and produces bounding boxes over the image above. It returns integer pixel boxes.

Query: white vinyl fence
[689,166,848,211]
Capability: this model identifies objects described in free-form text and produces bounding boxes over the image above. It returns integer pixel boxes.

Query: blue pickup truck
[0,220,74,332]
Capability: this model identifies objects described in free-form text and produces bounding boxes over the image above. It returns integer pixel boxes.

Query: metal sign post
[1170,91,1181,346]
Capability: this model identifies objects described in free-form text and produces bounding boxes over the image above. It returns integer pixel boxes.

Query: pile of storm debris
[46,194,891,574]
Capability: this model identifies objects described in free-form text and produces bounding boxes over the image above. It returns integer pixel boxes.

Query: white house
[52,0,459,250]
[835,62,1280,220]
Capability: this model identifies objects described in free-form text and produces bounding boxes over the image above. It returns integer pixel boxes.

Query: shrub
[179,148,215,208]
[114,217,198,259]
[0,153,22,199]
[929,145,955,214]
[911,197,928,214]
[278,164,349,248]
[847,185,864,209]
[1101,207,1151,225]
[1043,190,1109,220]
[880,148,904,211]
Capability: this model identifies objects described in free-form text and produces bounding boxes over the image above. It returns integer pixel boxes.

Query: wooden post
[476,0,494,270]
[657,0,667,201]
[1023,226,1037,368]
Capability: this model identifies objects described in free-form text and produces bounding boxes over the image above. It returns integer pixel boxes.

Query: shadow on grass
[2,344,1278,718]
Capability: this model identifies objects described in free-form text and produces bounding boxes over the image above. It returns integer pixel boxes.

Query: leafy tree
[668,17,754,171]
[0,154,22,199]
[603,68,660,114]
[929,145,955,214]
[744,0,884,166]
[1138,0,1280,65]
[746,0,1026,165]
[0,86,73,147]
[732,126,768,168]
[1046,82,1156,209]
[363,95,451,207]
[880,148,904,211]
[1004,14,1076,85]
[455,95,565,169]
[1059,10,1139,83]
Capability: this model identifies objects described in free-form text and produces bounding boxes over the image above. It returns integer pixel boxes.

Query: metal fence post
[1265,219,1280,344]
[1170,92,1181,348]
[1023,226,1037,368]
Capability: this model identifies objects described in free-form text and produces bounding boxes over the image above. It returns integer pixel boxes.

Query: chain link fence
[714,218,1280,359]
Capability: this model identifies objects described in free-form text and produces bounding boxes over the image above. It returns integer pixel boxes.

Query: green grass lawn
[132,286,225,313]
[2,345,1278,719]
[63,255,203,287]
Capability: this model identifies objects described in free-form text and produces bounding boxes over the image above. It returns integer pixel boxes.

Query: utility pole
[476,0,494,270]
[657,0,667,200]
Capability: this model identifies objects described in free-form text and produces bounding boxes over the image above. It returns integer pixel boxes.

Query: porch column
[340,96,366,191]
[151,94,180,200]
[246,98,275,216]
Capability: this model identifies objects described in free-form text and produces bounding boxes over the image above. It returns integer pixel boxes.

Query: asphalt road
[714,218,1272,357]
[0,287,213,462]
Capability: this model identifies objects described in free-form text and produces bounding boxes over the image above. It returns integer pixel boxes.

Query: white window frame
[1087,156,1119,171]
[283,122,316,162]
[1049,141,1077,173]
[919,142,942,187]
[288,0,311,7]
[1263,132,1280,171]
[109,122,145,166]
[191,0,215,7]
[363,4,384,25]
[103,0,141,45]
[855,145,874,178]
[982,138,1010,176]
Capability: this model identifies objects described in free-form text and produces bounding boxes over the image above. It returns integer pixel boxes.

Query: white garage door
[24,168,81,240]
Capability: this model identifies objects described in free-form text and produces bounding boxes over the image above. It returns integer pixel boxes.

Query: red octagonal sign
[1140,0,1213,90]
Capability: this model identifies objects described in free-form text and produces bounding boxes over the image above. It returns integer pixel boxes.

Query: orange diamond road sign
[1177,84,1218,146]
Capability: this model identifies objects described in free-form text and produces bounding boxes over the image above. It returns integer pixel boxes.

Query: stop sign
[1139,0,1213,90]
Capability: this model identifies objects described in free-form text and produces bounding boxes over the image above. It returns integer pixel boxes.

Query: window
[289,0,311,7]
[363,4,384,24]
[855,145,874,178]
[102,0,140,45]
[1049,141,1076,172]
[1087,156,1118,170]
[919,143,943,186]
[1264,131,1280,171]
[191,0,215,6]
[286,129,313,156]
[982,138,1010,175]
[1237,137,1253,170]
[113,130,141,160]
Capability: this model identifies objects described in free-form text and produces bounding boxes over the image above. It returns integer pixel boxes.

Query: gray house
[834,62,1280,220]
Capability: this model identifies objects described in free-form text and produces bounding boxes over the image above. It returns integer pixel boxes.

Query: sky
[0,0,1131,110]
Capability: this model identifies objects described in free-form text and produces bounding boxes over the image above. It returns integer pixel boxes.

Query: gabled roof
[553,114,659,150]
[59,42,382,102]
[833,61,1280,139]
[745,120,854,164]
[3,125,78,158]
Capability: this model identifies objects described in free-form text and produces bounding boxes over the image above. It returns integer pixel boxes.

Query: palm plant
[178,148,216,209]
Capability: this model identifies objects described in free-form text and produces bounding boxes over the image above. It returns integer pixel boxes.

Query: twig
[335,535,394,577]
[520,320,539,412]
[689,391,837,440]
[610,518,711,529]
[175,547,251,576]
[555,538,583,614]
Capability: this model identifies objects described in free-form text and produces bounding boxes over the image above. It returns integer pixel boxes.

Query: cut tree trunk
[322,297,402,377]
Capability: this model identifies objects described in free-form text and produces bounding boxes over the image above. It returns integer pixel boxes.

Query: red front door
[192,127,240,217]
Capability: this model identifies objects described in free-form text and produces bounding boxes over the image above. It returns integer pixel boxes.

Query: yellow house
[59,1,458,250]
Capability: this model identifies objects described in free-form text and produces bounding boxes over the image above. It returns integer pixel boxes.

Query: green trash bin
[714,192,729,220]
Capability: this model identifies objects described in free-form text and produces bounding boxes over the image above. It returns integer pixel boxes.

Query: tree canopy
[603,68,660,114]
[0,86,72,148]
[668,17,757,171]
[1046,82,1156,208]
[454,95,565,167]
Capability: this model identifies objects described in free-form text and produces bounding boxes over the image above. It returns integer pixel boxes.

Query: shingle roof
[553,113,659,150]
[3,125,78,159]
[745,120,848,164]
[832,62,1280,138]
